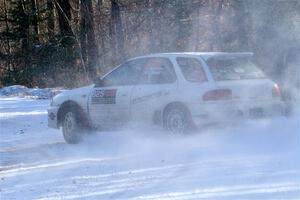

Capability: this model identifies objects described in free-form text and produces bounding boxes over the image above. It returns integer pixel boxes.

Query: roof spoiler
[206,52,254,60]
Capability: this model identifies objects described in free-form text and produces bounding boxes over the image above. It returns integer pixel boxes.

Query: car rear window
[207,57,266,81]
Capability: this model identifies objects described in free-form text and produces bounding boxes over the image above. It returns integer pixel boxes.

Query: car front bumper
[189,100,286,127]
[47,106,59,129]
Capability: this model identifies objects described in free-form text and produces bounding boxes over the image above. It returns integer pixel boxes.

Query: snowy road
[0,97,299,199]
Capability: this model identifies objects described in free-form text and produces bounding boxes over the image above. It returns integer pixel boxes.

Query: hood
[52,84,94,106]
[63,84,94,97]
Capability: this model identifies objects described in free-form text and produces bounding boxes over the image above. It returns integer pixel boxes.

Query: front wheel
[62,111,82,144]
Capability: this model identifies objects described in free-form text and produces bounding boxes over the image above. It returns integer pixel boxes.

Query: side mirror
[94,78,105,87]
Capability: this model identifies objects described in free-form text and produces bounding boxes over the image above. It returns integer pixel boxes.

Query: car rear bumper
[47,106,59,129]
[189,100,286,127]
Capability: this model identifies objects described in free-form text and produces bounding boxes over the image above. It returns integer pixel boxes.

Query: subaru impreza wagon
[48,52,284,143]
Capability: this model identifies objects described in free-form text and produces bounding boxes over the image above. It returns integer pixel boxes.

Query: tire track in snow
[2,155,299,200]
[124,182,300,200]
[0,155,135,177]
[0,154,275,178]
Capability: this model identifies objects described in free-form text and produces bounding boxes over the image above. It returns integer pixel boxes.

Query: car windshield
[207,57,266,81]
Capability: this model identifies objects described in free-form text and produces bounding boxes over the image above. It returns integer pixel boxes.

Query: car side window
[176,57,208,82]
[101,59,146,87]
[141,58,176,84]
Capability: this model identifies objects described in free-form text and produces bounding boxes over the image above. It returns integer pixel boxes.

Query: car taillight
[202,89,232,101]
[272,84,281,98]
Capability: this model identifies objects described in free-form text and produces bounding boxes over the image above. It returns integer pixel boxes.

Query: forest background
[0,0,299,88]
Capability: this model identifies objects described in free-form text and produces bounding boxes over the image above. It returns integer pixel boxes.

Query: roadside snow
[0,85,65,99]
[0,97,299,199]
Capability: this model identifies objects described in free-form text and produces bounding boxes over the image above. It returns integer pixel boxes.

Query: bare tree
[81,0,99,80]
[56,0,73,36]
[232,0,248,50]
[47,0,55,39]
[210,0,224,51]
[30,0,39,42]
[110,0,125,64]
[174,0,192,51]
[3,0,10,54]
[18,0,30,54]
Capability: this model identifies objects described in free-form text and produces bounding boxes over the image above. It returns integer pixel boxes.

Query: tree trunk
[47,0,55,39]
[80,1,87,64]
[110,0,124,64]
[154,1,164,51]
[146,0,155,53]
[3,0,11,77]
[3,0,11,54]
[19,0,30,54]
[56,0,73,36]
[211,0,224,51]
[81,0,99,80]
[30,0,39,42]
[18,0,31,83]
[174,0,190,51]
[97,0,103,12]
[232,0,248,50]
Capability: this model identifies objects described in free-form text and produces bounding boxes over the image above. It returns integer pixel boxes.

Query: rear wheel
[62,111,82,144]
[164,106,193,134]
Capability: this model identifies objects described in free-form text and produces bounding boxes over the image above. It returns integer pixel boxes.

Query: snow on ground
[0,97,299,200]
[0,85,65,99]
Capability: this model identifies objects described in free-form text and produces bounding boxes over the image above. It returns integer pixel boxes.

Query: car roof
[130,52,254,61]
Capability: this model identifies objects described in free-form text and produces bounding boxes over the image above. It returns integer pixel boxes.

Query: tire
[164,106,193,134]
[62,111,82,144]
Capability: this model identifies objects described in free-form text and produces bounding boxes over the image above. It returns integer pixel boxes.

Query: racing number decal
[91,89,117,104]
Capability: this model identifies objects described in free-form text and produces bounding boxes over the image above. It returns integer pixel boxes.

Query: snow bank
[0,85,65,99]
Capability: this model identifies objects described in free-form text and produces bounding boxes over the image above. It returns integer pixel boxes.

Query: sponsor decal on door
[91,89,117,104]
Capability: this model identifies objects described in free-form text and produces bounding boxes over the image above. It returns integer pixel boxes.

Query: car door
[88,59,145,129]
[175,56,214,102]
[131,57,178,127]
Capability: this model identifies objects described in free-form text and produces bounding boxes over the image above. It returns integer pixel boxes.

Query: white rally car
[48,52,285,143]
